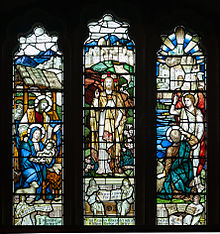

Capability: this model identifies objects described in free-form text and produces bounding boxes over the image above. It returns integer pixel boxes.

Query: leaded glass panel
[156,26,207,225]
[12,26,64,225]
[83,14,135,226]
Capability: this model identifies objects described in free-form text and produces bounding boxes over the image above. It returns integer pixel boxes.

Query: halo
[101,73,117,82]
[46,138,56,146]
[34,94,53,112]
[182,92,198,106]
[27,124,46,139]
[166,125,180,143]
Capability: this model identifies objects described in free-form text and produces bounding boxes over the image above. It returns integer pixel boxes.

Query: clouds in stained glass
[83,14,135,226]
[156,26,207,226]
[12,25,64,225]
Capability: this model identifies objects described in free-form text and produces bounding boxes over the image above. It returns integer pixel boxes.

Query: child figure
[30,139,56,164]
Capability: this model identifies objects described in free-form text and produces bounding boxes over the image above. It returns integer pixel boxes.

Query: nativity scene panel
[12,26,64,225]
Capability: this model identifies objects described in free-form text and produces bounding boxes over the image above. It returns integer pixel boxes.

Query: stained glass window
[156,26,207,225]
[12,26,64,225]
[83,14,135,226]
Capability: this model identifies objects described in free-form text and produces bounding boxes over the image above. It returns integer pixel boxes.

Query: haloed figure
[170,93,205,193]
[86,178,105,215]
[117,178,134,216]
[90,73,126,174]
[18,95,60,141]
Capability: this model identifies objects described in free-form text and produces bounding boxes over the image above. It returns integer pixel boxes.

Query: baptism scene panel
[83,14,135,225]
[156,26,207,225]
[12,26,64,225]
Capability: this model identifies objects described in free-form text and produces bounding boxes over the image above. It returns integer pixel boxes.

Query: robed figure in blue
[15,126,55,200]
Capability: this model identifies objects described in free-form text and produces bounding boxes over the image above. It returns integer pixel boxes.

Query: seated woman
[15,125,55,200]
[158,127,197,201]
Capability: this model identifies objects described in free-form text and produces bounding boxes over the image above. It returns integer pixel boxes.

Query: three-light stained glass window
[12,26,64,225]
[11,20,208,227]
[83,14,136,225]
[156,26,207,225]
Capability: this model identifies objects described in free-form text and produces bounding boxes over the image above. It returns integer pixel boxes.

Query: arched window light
[12,25,64,225]
[83,14,136,226]
[156,26,207,226]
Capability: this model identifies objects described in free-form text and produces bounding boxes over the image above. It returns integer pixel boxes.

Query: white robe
[180,108,204,177]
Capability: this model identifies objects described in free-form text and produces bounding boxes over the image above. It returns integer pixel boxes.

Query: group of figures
[88,72,134,175]
[14,95,62,199]
[13,26,64,225]
[83,14,135,225]
[11,18,208,227]
[156,26,207,225]
[86,178,134,216]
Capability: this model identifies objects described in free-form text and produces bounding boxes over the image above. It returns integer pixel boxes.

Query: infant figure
[36,139,56,164]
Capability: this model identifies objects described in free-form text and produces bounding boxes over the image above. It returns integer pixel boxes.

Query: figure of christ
[29,140,56,165]
[90,74,126,174]
[171,74,206,176]
[171,74,205,116]
[170,94,205,192]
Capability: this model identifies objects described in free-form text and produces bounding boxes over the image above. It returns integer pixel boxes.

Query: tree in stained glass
[12,26,64,225]
[83,14,135,225]
[156,26,207,225]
